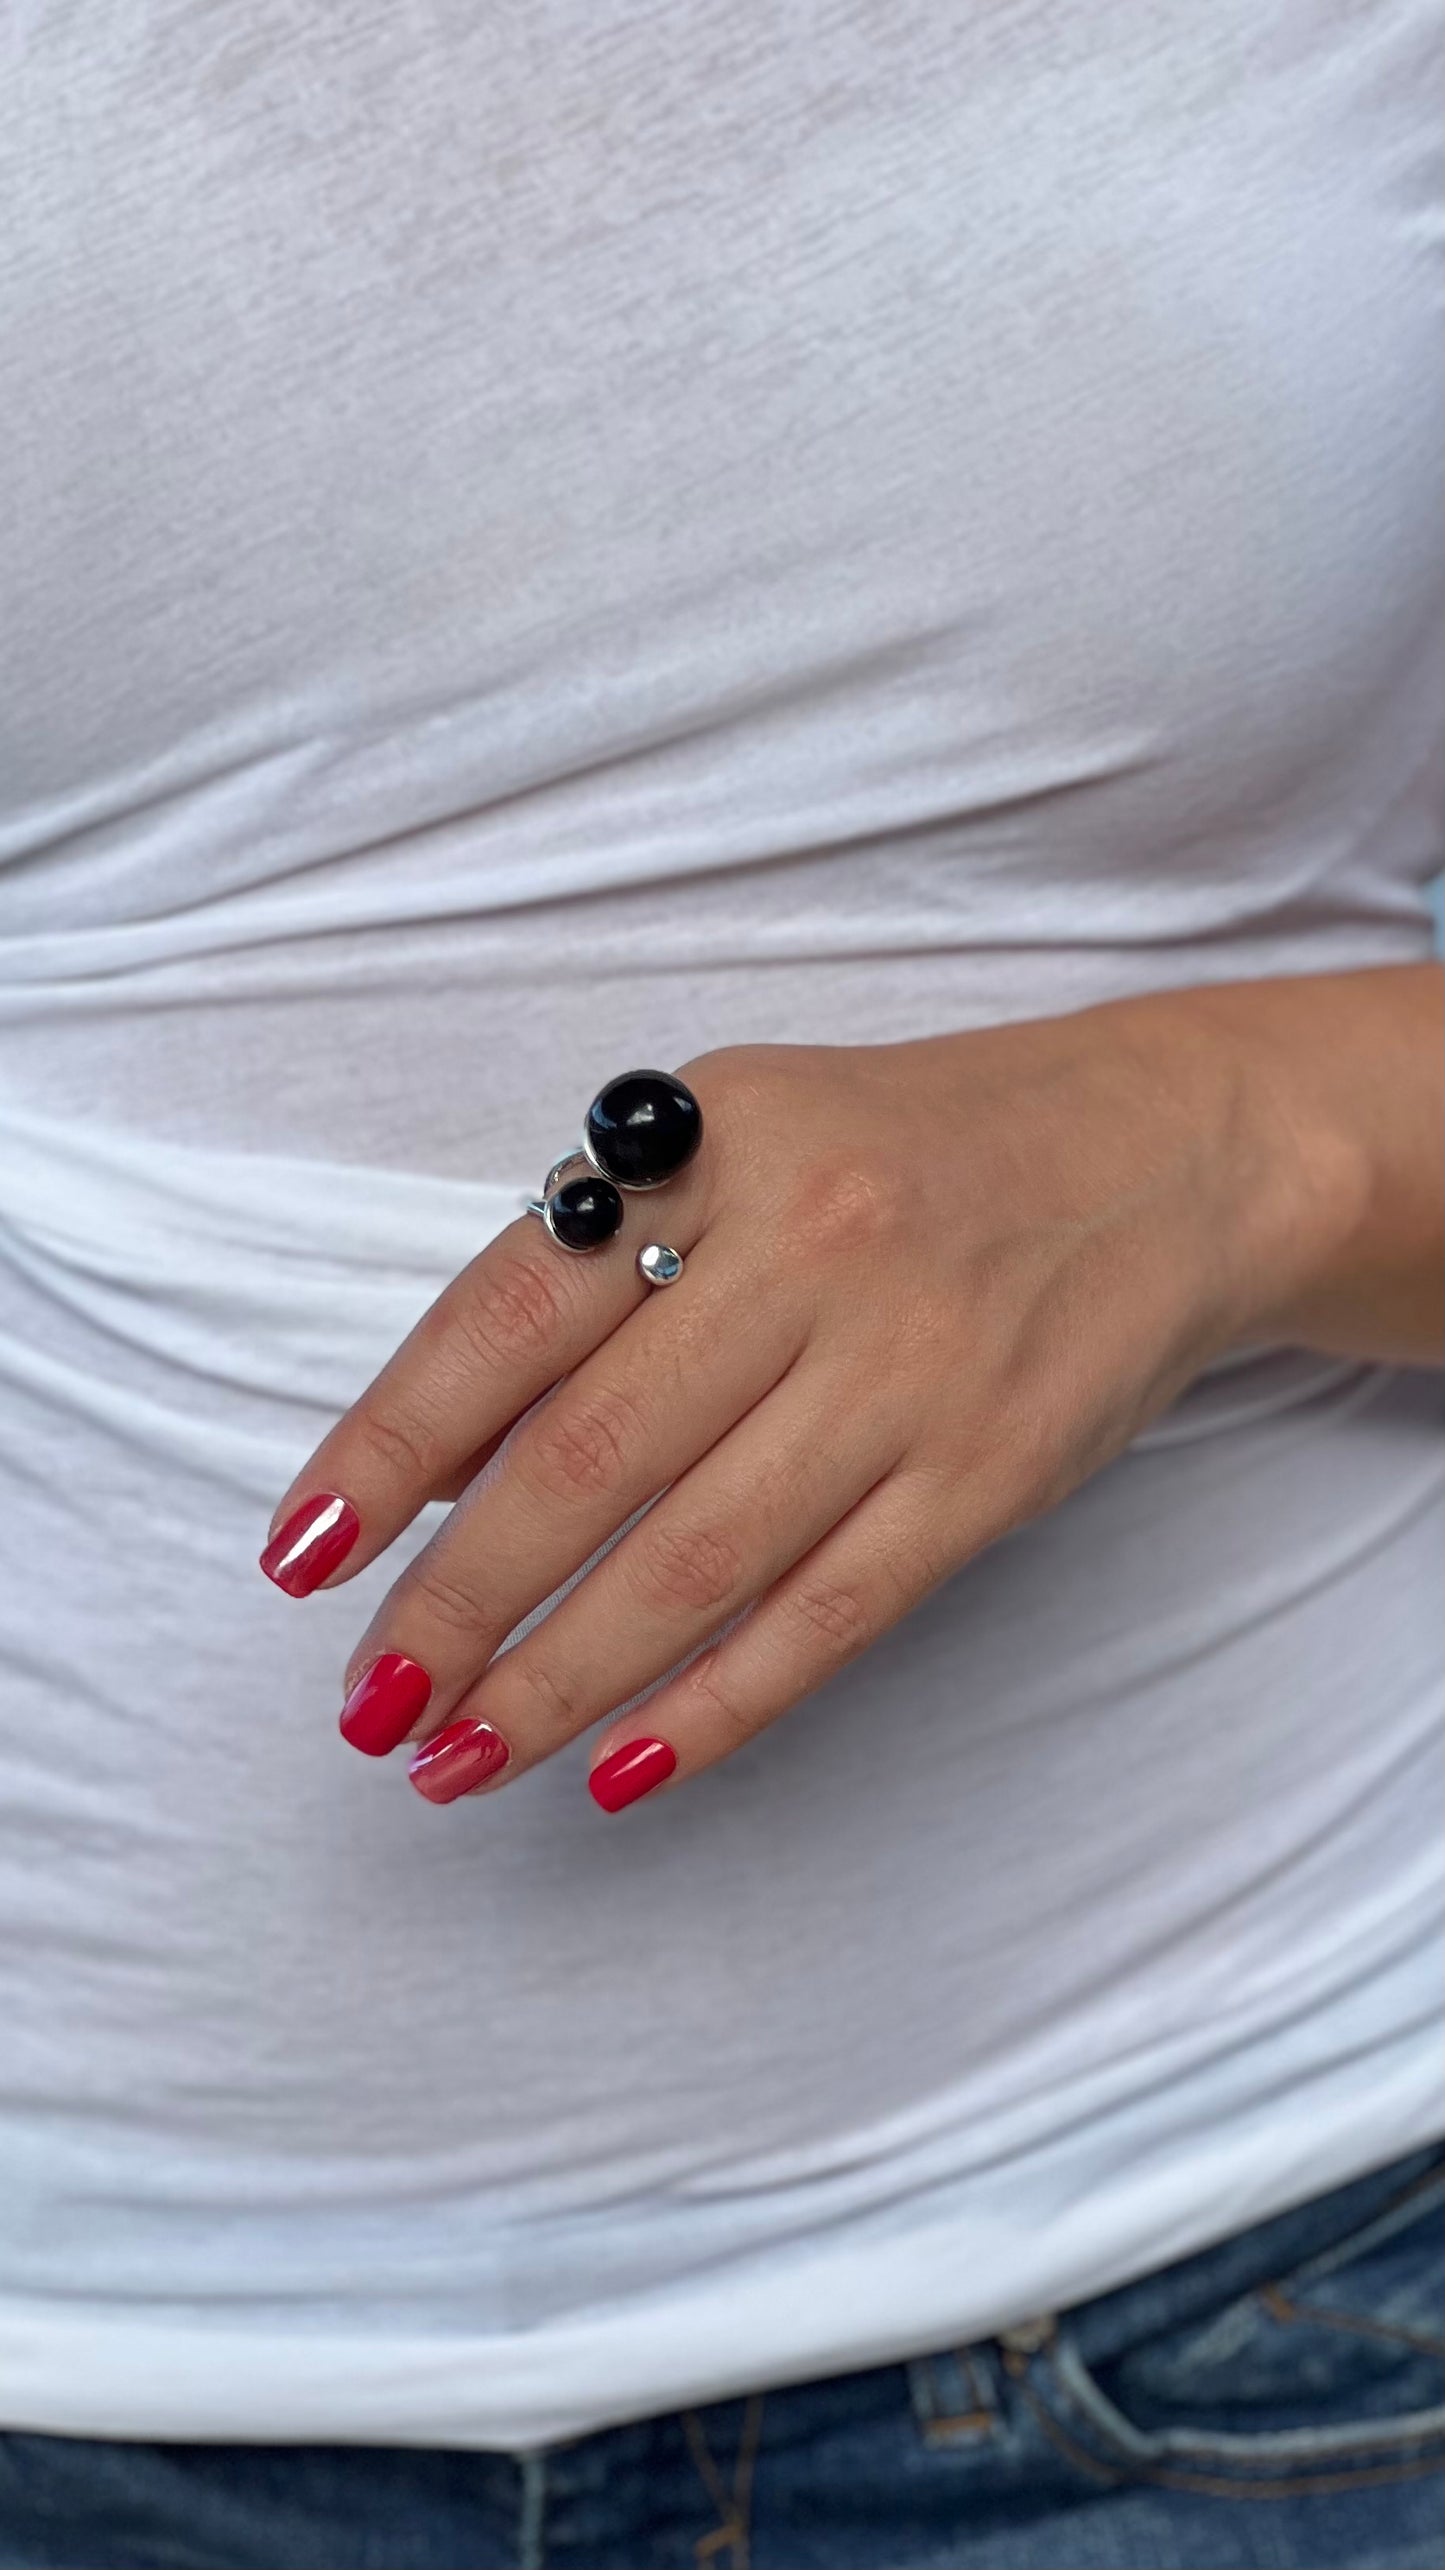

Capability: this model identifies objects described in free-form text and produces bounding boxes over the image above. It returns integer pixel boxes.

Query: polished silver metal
[524,1147,596,1236]
[526,1075,700,1262]
[636,1242,684,1287]
[542,1147,592,1197]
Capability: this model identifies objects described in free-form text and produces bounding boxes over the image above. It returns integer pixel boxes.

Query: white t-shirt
[0,0,1440,2447]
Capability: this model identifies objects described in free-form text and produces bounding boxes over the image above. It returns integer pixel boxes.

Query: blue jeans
[2,2146,1441,2570]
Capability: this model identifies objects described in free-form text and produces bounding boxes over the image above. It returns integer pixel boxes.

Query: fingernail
[588,1737,677,1814]
[339,1654,433,1757]
[408,1719,511,1805]
[259,1494,360,1597]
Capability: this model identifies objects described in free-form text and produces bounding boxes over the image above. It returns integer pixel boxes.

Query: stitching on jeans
[1014,2380,1126,2489]
[1051,2333,1445,2469]
[1020,2374,1445,2501]
[1276,2161,1445,2299]
[1259,2281,1445,2359]
[919,2408,995,2446]
[1145,2457,1445,2500]
[682,2394,765,2570]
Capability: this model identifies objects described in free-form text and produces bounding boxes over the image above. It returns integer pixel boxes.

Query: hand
[259,979,1400,1811]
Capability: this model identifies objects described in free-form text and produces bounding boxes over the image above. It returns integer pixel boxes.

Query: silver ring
[523,1145,590,1221]
[524,1070,703,1258]
[519,1151,627,1259]
[541,1148,592,1197]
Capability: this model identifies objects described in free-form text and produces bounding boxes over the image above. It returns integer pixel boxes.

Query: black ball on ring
[548,1174,625,1251]
[585,1069,703,1190]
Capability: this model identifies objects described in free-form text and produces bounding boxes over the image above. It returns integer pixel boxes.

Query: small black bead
[585,1069,703,1190]
[548,1174,624,1250]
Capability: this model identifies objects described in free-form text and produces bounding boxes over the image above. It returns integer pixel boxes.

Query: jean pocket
[1021,2156,1445,2497]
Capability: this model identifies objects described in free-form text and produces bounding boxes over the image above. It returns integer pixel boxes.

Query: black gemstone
[585,1069,703,1190]
[548,1174,624,1251]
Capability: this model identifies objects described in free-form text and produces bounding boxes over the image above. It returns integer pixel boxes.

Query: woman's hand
[260,965,1442,1810]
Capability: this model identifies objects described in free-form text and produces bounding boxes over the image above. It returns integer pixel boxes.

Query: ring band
[524,1068,702,1266]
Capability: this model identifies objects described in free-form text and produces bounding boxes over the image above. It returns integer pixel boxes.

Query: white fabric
[0,0,1441,2447]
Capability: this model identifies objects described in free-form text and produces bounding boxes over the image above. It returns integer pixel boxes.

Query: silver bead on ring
[636,1242,684,1288]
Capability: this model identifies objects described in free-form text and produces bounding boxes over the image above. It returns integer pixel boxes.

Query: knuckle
[356,1402,447,1487]
[522,1383,646,1503]
[399,1554,489,1645]
[781,1154,904,1263]
[678,1049,782,1191]
[782,1570,875,1661]
[686,1646,760,1748]
[506,1654,585,1740]
[631,1518,742,1617]
[454,1252,567,1374]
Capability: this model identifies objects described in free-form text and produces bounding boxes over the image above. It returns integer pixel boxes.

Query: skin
[265,962,1444,1803]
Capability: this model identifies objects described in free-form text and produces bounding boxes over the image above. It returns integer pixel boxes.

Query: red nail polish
[408,1719,511,1805]
[339,1654,432,1757]
[588,1737,677,1813]
[260,1494,360,1597]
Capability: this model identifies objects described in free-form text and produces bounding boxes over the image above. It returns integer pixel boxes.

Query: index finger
[258,1191,703,1596]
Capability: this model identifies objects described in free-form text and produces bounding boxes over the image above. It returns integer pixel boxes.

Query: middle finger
[408,1340,904,1801]
[336,1218,810,1753]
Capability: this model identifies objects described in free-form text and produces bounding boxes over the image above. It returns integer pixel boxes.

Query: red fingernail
[588,1737,677,1813]
[260,1493,360,1597]
[408,1719,511,1805]
[339,1654,433,1757]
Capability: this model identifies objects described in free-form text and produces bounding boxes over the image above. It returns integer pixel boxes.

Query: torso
[0,0,1440,2443]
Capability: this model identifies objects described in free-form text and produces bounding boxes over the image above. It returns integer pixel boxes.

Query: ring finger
[335,1215,810,1753]
[402,1345,906,1802]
